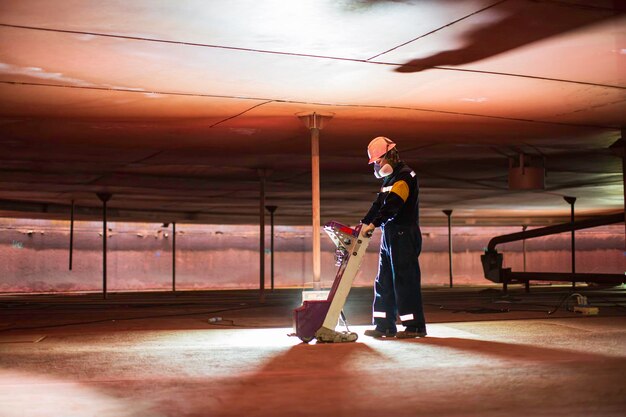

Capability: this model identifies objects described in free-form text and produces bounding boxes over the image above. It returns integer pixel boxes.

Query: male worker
[361,136,427,338]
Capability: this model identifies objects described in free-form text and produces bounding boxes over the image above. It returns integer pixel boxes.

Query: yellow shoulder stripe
[390,180,409,202]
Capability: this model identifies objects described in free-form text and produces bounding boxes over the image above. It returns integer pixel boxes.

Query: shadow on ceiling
[394,0,626,73]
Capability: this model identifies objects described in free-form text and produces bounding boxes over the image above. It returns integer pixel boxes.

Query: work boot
[315,326,358,343]
[396,328,427,339]
[364,328,396,338]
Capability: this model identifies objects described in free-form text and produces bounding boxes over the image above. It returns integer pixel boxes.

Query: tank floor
[1,286,625,417]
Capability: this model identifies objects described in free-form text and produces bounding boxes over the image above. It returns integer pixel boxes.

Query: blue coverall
[362,161,426,333]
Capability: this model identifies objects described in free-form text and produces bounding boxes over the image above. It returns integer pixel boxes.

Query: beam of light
[0,370,157,417]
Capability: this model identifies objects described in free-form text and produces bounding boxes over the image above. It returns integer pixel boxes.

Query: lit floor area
[1,287,625,417]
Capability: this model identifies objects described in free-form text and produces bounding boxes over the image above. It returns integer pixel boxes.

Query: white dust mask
[374,163,393,179]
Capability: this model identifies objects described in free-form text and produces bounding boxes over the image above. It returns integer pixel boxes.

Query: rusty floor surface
[1,286,625,417]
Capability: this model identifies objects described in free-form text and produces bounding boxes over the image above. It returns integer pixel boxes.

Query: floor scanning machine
[293,221,373,343]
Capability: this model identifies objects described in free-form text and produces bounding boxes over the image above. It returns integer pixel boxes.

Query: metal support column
[311,126,321,290]
[443,209,453,288]
[259,169,267,302]
[96,193,112,300]
[609,134,625,248]
[564,196,576,289]
[621,132,625,247]
[266,205,278,291]
[623,134,625,247]
[297,112,333,290]
[69,199,75,271]
[617,127,626,247]
[522,225,529,292]
[172,222,176,293]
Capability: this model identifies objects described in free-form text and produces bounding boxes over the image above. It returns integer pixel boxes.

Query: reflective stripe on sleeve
[399,313,414,321]
[390,180,409,202]
[373,311,387,318]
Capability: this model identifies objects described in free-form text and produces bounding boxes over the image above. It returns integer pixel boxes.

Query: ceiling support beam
[609,132,625,249]
[69,199,75,271]
[298,112,333,290]
[96,193,112,300]
[265,205,278,292]
[169,222,176,293]
[522,224,529,293]
[443,210,454,288]
[563,196,577,289]
[258,169,268,302]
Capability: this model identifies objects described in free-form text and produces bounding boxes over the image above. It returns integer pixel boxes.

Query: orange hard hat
[367,136,396,164]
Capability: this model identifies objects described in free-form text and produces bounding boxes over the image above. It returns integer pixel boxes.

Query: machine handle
[357,223,374,238]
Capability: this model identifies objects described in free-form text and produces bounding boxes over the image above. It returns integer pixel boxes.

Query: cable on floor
[0,303,280,333]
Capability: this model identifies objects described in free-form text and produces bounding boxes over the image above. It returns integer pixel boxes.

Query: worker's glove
[361,223,375,237]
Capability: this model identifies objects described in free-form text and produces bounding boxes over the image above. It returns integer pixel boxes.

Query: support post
[96,193,112,300]
[623,135,625,247]
[266,205,278,292]
[311,126,321,290]
[443,210,453,288]
[69,199,75,271]
[609,134,625,250]
[522,225,529,292]
[297,112,333,290]
[522,224,528,272]
[564,196,576,289]
[621,131,625,247]
[616,131,626,247]
[259,169,267,302]
[172,222,176,293]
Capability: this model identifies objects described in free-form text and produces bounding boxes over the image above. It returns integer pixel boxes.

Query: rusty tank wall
[0,219,623,293]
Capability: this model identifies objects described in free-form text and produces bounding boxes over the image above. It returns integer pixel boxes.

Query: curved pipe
[487,212,624,252]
